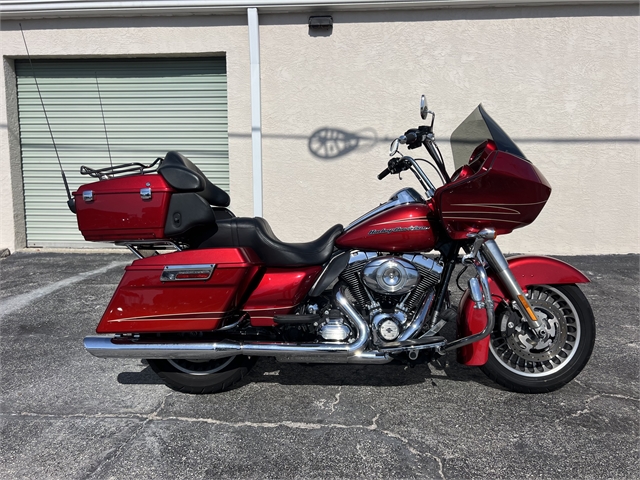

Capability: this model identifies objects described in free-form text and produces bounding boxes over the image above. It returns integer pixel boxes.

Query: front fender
[456,255,590,366]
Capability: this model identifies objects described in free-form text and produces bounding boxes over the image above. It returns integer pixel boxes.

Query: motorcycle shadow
[117,363,164,385]
[246,354,496,390]
[114,355,498,391]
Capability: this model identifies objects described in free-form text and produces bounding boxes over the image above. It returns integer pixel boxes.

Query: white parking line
[0,260,129,318]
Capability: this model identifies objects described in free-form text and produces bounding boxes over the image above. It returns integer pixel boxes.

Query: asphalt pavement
[0,251,638,479]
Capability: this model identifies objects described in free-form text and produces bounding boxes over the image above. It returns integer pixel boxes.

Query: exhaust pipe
[84,285,391,363]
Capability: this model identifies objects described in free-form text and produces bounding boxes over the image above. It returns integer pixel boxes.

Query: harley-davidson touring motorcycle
[76,97,595,394]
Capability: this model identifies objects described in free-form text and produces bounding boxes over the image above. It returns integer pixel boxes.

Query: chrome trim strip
[160,264,215,282]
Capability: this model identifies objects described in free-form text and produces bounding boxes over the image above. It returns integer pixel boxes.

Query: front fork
[463,229,548,339]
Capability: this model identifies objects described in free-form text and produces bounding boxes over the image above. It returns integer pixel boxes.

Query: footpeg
[377,336,446,354]
[273,314,321,325]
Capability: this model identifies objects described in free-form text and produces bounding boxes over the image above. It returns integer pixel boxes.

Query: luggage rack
[116,240,182,259]
[80,157,162,181]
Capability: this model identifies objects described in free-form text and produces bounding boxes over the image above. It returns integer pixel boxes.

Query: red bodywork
[96,248,262,334]
[244,267,323,326]
[74,174,173,242]
[436,146,552,239]
[335,203,438,252]
[96,249,323,333]
[456,255,590,366]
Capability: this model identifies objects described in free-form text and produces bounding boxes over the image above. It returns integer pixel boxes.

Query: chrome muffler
[84,285,392,365]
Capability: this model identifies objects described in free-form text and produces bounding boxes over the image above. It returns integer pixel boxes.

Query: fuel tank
[335,188,438,252]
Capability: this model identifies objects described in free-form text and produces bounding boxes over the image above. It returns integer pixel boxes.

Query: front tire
[147,356,257,394]
[480,284,595,394]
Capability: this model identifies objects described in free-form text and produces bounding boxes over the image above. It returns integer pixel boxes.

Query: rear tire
[147,356,257,394]
[480,284,595,394]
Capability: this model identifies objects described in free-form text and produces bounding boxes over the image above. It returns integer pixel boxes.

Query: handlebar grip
[377,168,391,180]
[404,132,418,144]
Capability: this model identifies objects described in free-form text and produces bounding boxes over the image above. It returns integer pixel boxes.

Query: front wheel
[480,284,595,394]
[147,356,257,394]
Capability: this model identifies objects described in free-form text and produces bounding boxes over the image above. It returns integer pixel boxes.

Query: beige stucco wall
[1,4,638,254]
[257,5,639,254]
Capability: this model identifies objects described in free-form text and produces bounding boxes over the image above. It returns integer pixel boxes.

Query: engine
[338,251,443,344]
[289,251,442,345]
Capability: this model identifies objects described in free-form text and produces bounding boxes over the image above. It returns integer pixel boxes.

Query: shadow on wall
[229,128,395,161]
[308,127,394,160]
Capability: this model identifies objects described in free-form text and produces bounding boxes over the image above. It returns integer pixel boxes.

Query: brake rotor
[505,298,566,362]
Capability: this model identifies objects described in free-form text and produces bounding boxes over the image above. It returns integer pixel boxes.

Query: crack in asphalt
[556,380,640,422]
[567,395,601,419]
[574,379,640,402]
[376,426,446,480]
[82,392,172,480]
[329,386,342,414]
[5,409,446,479]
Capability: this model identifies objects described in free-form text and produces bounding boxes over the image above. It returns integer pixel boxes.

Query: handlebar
[383,122,449,198]
[378,156,436,197]
[377,168,390,180]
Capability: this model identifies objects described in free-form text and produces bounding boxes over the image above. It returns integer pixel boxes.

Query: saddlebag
[96,248,263,334]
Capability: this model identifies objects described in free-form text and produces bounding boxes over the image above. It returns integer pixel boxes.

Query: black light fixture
[309,16,333,32]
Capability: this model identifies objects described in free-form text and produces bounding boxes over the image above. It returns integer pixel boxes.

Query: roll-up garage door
[15,57,229,247]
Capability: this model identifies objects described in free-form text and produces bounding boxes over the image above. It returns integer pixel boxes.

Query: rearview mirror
[420,95,428,120]
[389,138,400,156]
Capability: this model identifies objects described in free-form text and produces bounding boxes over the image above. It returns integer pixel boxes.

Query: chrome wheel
[481,284,595,393]
[490,285,580,377]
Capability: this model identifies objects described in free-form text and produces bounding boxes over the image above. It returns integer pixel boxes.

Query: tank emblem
[368,225,430,235]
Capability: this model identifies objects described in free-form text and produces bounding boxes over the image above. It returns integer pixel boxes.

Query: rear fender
[456,255,590,366]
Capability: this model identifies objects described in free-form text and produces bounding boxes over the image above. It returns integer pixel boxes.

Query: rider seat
[199,217,343,267]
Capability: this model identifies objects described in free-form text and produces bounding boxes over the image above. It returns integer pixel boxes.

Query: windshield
[450,104,527,170]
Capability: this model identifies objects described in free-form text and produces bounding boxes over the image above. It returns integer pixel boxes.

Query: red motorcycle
[77,97,595,394]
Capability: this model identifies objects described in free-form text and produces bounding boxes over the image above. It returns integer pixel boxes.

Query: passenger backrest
[158,151,231,207]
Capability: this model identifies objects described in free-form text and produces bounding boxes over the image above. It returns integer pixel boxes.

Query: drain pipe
[248,7,263,217]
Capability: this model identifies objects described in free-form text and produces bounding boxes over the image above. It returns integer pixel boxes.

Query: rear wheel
[480,284,595,393]
[147,356,257,394]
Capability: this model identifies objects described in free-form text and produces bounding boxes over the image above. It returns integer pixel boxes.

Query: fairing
[436,150,552,239]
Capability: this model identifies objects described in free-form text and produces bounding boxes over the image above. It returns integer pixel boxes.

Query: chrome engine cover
[361,256,419,295]
[319,319,351,342]
[371,310,407,343]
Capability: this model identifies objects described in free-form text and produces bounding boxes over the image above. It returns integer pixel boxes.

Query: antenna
[95,73,113,169]
[19,23,75,212]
